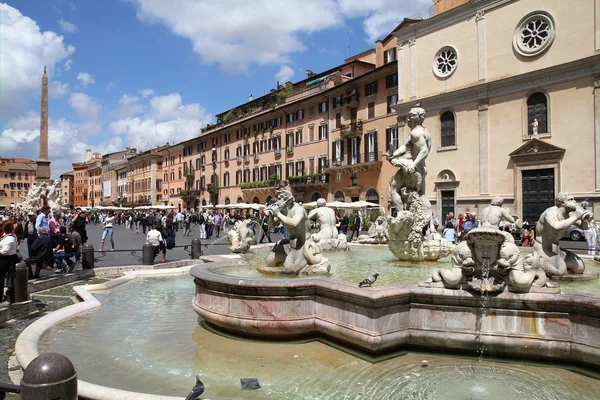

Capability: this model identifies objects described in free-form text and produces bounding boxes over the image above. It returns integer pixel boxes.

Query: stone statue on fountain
[257,188,331,276]
[533,192,593,277]
[17,180,64,215]
[357,215,389,244]
[480,196,521,241]
[420,224,556,293]
[386,104,453,261]
[307,198,348,251]
[227,219,256,253]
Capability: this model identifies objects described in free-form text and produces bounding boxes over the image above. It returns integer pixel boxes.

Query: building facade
[391,0,600,220]
[60,171,74,207]
[72,162,89,208]
[60,0,599,222]
[0,158,37,209]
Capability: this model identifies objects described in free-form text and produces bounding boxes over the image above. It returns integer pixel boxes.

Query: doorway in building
[522,168,554,224]
[440,190,455,219]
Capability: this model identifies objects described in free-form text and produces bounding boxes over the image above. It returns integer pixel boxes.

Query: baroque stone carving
[258,189,331,276]
[533,192,593,277]
[307,198,348,251]
[386,104,454,261]
[420,224,556,293]
[17,180,64,215]
[227,220,256,253]
[357,215,389,244]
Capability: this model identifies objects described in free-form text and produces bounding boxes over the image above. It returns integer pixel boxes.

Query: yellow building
[60,171,74,208]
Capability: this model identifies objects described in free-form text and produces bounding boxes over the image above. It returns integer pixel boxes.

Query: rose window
[513,12,555,57]
[432,46,458,78]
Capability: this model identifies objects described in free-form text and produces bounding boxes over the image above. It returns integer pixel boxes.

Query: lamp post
[211,146,218,207]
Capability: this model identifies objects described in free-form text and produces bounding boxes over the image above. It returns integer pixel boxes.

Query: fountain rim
[14,265,196,400]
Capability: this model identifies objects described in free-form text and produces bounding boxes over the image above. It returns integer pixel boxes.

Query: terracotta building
[60,171,74,207]
[72,162,89,208]
[0,158,37,209]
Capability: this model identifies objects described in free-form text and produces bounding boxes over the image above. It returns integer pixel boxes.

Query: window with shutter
[368,102,375,119]
[527,92,548,135]
[440,111,456,147]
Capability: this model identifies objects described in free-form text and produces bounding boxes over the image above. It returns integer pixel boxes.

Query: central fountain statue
[386,104,453,261]
[17,180,64,215]
[257,188,331,276]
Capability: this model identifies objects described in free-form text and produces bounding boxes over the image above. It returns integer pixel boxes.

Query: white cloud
[275,65,294,84]
[0,112,107,177]
[63,59,72,72]
[112,94,144,118]
[128,0,430,73]
[110,92,211,151]
[0,3,75,118]
[58,19,79,33]
[130,0,341,74]
[338,0,431,42]
[69,92,101,121]
[76,72,95,88]
[49,81,69,98]
[139,88,154,98]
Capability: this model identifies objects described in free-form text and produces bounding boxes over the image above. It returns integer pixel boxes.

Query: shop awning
[306,74,331,87]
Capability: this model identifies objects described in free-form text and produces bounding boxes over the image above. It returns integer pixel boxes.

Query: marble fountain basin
[191,250,600,369]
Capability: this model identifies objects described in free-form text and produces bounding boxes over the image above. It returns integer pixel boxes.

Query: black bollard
[12,261,29,303]
[81,243,94,270]
[191,238,202,259]
[142,242,154,265]
[20,353,77,400]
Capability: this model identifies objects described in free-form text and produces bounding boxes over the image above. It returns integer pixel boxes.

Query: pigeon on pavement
[359,273,380,287]
[185,376,205,400]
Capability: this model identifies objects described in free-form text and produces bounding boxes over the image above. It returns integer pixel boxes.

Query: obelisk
[36,66,51,182]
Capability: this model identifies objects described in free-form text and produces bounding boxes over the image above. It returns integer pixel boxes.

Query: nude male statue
[481,197,515,227]
[386,105,432,211]
[266,189,309,250]
[534,192,593,275]
[307,198,338,242]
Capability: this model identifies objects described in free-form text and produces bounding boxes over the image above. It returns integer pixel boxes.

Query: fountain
[386,105,453,261]
[306,198,348,251]
[356,214,389,244]
[17,180,64,214]
[226,219,256,253]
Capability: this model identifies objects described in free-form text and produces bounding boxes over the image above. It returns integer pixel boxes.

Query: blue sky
[0,0,431,177]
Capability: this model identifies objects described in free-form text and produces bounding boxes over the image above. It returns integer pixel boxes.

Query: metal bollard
[20,353,77,400]
[81,243,94,270]
[191,238,202,259]
[12,261,29,303]
[142,242,155,265]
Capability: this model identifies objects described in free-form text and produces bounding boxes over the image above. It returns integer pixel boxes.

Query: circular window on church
[513,11,555,57]
[432,45,458,78]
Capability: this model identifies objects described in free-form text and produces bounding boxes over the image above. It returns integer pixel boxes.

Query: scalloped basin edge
[192,255,600,369]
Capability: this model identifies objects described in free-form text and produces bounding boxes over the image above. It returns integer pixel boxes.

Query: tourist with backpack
[53,226,76,273]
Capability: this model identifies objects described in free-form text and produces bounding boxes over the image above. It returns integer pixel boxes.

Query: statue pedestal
[316,238,348,252]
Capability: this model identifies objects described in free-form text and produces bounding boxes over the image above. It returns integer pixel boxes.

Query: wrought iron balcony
[286,145,294,154]
[325,151,381,171]
[339,121,363,139]
[253,153,259,161]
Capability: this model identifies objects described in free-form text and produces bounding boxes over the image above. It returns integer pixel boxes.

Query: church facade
[392,0,600,220]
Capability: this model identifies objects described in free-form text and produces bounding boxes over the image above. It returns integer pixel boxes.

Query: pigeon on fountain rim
[185,375,205,400]
[359,273,380,287]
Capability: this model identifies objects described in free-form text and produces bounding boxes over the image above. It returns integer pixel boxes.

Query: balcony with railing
[288,173,330,188]
[240,179,280,192]
[339,121,363,139]
[183,165,195,178]
[325,151,382,172]
[286,145,294,154]
[237,155,242,163]
[244,155,250,163]
[274,148,282,157]
[253,153,259,161]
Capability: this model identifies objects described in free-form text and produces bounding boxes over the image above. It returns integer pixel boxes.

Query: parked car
[562,225,585,241]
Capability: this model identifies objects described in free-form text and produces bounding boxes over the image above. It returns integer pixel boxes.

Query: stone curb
[13,264,206,400]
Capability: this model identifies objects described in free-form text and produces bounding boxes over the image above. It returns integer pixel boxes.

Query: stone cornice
[393,55,600,114]
[394,0,514,42]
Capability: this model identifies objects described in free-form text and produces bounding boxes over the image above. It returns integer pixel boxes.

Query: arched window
[266,195,273,205]
[334,191,345,202]
[311,192,321,202]
[224,197,231,205]
[202,199,207,206]
[527,92,548,135]
[252,196,260,204]
[366,189,379,204]
[237,196,243,204]
[440,111,455,147]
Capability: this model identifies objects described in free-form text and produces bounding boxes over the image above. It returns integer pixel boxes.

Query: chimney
[86,149,92,161]
[249,94,253,101]
[306,69,314,78]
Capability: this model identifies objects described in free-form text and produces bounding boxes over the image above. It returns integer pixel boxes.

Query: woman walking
[100,212,115,251]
